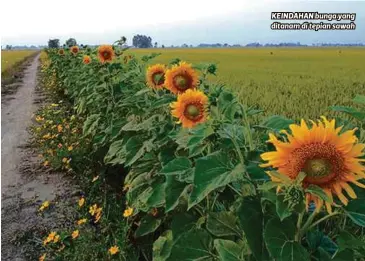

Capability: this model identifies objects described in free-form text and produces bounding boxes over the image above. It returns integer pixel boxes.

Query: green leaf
[268,171,292,183]
[214,239,245,261]
[104,140,125,164]
[158,146,177,166]
[258,181,280,191]
[151,94,176,109]
[237,197,269,261]
[330,106,365,121]
[276,195,292,221]
[135,88,150,96]
[147,180,166,208]
[336,230,365,251]
[125,137,154,167]
[206,212,240,237]
[83,114,101,136]
[189,151,244,208]
[353,94,365,105]
[295,172,307,185]
[306,230,337,256]
[153,230,173,261]
[171,213,198,240]
[135,215,162,237]
[187,124,214,150]
[247,161,268,180]
[167,229,213,261]
[264,218,310,261]
[306,185,333,203]
[260,115,295,131]
[316,247,332,261]
[332,249,354,261]
[159,157,192,176]
[165,176,187,212]
[344,199,365,227]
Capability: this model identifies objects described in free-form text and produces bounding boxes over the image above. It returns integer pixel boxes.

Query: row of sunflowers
[32,41,365,261]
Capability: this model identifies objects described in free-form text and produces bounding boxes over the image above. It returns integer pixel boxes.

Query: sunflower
[164,61,199,94]
[170,89,209,128]
[58,49,65,55]
[83,55,91,65]
[70,46,79,55]
[260,116,365,213]
[146,64,166,89]
[97,45,115,63]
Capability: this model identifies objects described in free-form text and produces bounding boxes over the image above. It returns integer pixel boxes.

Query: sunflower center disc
[153,73,165,85]
[303,158,331,178]
[175,75,188,90]
[186,105,200,118]
[103,51,109,58]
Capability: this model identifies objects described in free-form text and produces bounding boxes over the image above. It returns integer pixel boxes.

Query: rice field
[130,48,365,120]
[1,50,37,73]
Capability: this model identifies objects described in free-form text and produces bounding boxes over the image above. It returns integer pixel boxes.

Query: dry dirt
[1,54,78,260]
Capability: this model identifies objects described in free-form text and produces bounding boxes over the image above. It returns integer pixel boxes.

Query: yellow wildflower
[68,145,73,151]
[62,158,68,163]
[53,234,60,243]
[78,197,85,207]
[36,116,44,122]
[92,176,99,182]
[43,161,49,167]
[43,231,57,245]
[51,103,59,107]
[123,207,133,218]
[39,254,46,261]
[77,218,87,225]
[108,246,119,255]
[89,204,98,216]
[72,230,79,239]
[42,133,51,139]
[57,125,63,133]
[95,209,102,223]
[39,201,50,212]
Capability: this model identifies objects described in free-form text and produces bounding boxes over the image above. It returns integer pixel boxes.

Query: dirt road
[1,54,77,260]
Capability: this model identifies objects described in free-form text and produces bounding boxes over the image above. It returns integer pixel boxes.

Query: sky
[1,0,364,46]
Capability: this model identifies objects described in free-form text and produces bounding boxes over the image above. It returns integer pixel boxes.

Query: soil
[1,54,78,260]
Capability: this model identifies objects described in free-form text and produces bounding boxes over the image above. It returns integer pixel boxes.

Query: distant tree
[66,38,77,47]
[132,35,153,48]
[161,44,165,48]
[182,43,188,48]
[114,36,127,47]
[5,45,12,50]
[48,39,60,48]
[154,42,158,48]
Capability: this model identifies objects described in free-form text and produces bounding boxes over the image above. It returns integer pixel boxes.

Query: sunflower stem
[308,212,341,230]
[240,104,254,151]
[295,211,305,242]
[300,210,319,237]
[228,184,242,196]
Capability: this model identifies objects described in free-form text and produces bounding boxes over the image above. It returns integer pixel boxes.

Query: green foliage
[36,44,365,261]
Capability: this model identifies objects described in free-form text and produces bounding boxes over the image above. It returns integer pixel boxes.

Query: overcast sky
[1,0,364,46]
